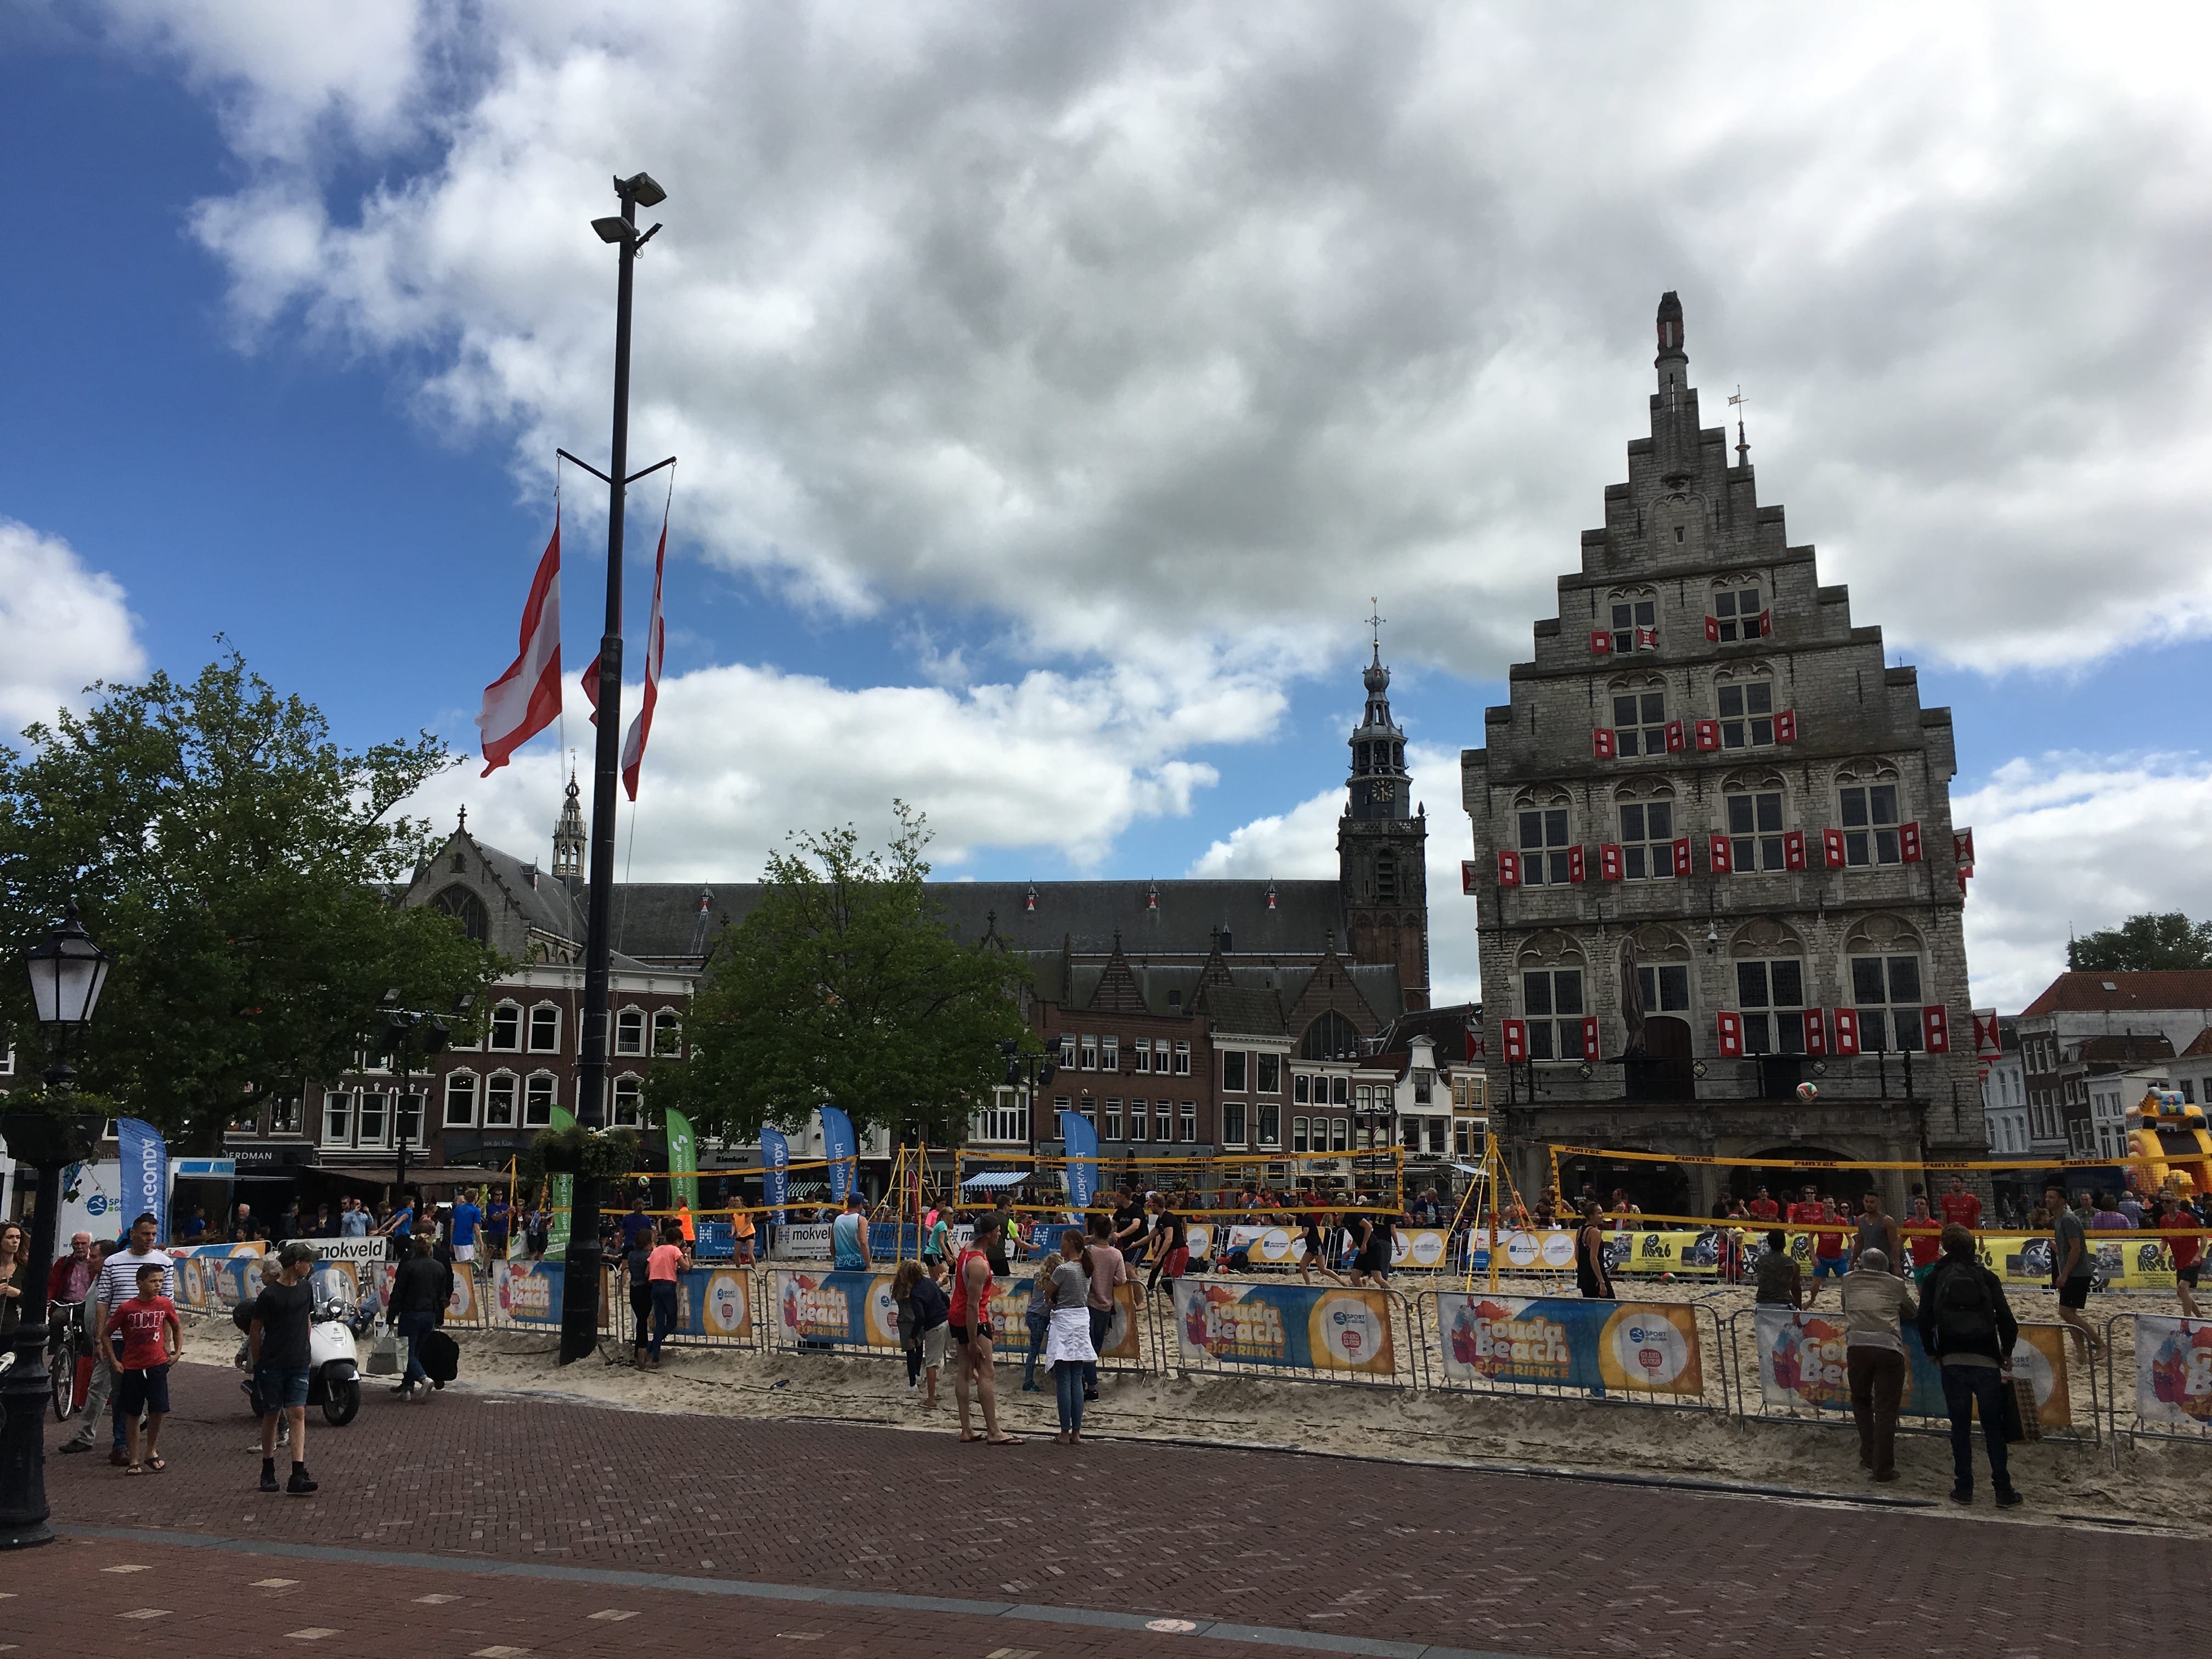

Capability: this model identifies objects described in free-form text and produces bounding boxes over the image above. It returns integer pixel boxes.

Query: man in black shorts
[2045,1182,2098,1358]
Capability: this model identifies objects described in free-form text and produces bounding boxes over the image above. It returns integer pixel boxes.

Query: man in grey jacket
[1839,1246,1916,1481]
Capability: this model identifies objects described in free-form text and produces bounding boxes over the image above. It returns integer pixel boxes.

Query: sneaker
[1082,1389,1098,1403]
[59,1440,93,1455]
[391,1381,413,1396]
[259,1463,280,1493]
[1947,1487,1973,1506]
[1995,1488,2024,1508]
[287,1468,318,1496]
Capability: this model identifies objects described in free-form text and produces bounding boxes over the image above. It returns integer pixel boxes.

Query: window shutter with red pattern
[1900,821,1923,862]
[1599,843,1624,882]
[1501,1019,1527,1063]
[1567,845,1587,883]
[1497,850,1521,888]
[1694,719,1720,751]
[1716,1012,1744,1057]
[1775,708,1797,743]
[1708,832,1732,874]
[1822,827,1847,868]
[1802,1009,1828,1054]
[1832,1008,1860,1055]
[1593,727,1616,759]
[1783,830,1807,871]
[1922,1006,1951,1053]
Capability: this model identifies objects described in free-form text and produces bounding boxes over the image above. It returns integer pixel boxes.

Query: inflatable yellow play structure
[2127,1088,2212,1199]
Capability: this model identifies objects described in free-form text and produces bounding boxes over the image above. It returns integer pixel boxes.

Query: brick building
[1460,293,1985,1216]
[2016,969,2212,1170]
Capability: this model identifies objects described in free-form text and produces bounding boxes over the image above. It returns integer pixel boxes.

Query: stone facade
[1460,294,1984,1217]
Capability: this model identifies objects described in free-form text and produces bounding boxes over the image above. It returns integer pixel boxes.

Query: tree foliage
[2067,912,2212,973]
[0,653,500,1148]
[654,803,1030,1147]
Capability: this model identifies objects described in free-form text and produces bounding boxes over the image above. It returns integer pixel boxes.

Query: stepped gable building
[1460,293,1984,1215]
[224,654,1444,1196]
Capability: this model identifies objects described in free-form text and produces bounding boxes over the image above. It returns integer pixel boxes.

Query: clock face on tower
[1369,778,1395,806]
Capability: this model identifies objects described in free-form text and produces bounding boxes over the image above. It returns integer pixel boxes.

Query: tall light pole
[0,907,110,1549]
[559,170,669,1365]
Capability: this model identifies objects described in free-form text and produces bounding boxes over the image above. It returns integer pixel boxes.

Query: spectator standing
[1839,1248,1916,1482]
[484,1193,510,1261]
[1937,1177,1984,1233]
[376,1193,415,1238]
[247,1241,320,1494]
[1900,1198,1942,1284]
[1082,1214,1128,1402]
[1747,1187,1781,1223]
[2089,1193,2134,1232]
[1019,1246,1057,1393]
[1575,1201,1614,1300]
[184,1206,208,1242]
[388,1234,450,1401]
[92,1215,173,1464]
[58,1239,125,1459]
[232,1204,256,1243]
[2117,1188,2146,1229]
[2045,1183,2100,1358]
[906,1260,949,1406]
[947,1234,1017,1445]
[1752,1231,1802,1308]
[644,1221,688,1368]
[622,1224,656,1365]
[0,1223,25,1339]
[47,1229,97,1310]
[1044,1229,1100,1444]
[832,1194,872,1271]
[104,1262,181,1475]
[339,1198,371,1238]
[1917,1223,2023,1508]
[619,1197,657,1257]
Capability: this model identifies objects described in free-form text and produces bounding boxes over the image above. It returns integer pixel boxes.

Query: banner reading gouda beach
[1432,1294,1702,1397]
[1171,1279,1393,1374]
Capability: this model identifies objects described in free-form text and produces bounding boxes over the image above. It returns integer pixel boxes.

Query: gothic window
[614,1007,646,1056]
[1375,848,1398,904]
[1607,585,1658,653]
[1846,916,1927,1052]
[1713,581,1763,642]
[431,884,490,945]
[1515,934,1589,1061]
[1609,676,1668,757]
[1836,761,1904,866]
[1515,786,1574,885]
[1300,1012,1362,1062]
[1715,666,1776,748]
[1737,961,1808,1054]
[1640,963,1691,1013]
[1723,772,1788,872]
[1616,787,1676,879]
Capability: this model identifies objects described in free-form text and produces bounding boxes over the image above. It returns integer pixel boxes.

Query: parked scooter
[233,1296,373,1427]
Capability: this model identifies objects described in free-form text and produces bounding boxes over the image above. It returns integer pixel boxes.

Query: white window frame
[653,1008,683,1057]
[611,1073,644,1128]
[1103,1098,1123,1141]
[1712,581,1762,643]
[1724,786,1788,873]
[443,1070,479,1128]
[1736,959,1808,1054]
[1839,778,1903,866]
[1618,794,1677,879]
[1609,681,1668,758]
[1256,1102,1280,1149]
[357,1089,390,1149]
[1180,1101,1197,1143]
[321,1090,353,1147]
[1080,1034,1098,1071]
[1223,1050,1249,1093]
[1520,967,1589,1061]
[1716,673,1776,749]
[1849,952,1926,1052]
[1517,797,1575,885]
[488,1002,522,1053]
[1173,1041,1191,1076]
[614,1007,647,1057]
[527,1002,563,1054]
[484,1071,518,1130]
[523,1073,557,1128]
[1133,1040,1152,1075]
[1102,1035,1120,1072]
[1221,1099,1248,1148]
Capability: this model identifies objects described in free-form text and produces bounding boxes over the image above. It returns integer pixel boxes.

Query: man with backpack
[1915,1223,2023,1508]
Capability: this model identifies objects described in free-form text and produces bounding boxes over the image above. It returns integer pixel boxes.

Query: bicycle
[47,1300,84,1421]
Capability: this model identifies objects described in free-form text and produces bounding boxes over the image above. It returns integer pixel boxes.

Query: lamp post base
[0,1149,65,1551]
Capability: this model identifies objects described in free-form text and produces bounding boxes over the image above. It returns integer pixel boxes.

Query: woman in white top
[1041,1228,1099,1444]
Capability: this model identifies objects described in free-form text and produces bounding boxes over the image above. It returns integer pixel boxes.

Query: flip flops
[147,1455,166,1473]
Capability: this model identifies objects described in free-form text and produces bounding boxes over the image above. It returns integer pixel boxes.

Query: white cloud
[1957,752,2212,1011]
[1188,741,1480,1006]
[120,1,2212,690]
[0,519,147,731]
[411,652,1263,879]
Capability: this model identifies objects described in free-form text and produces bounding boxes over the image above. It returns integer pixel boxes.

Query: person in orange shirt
[731,1206,757,1268]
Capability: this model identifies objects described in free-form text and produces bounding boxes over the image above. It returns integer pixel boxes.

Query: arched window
[1300,1012,1362,1062]
[430,884,489,945]
[1514,785,1573,886]
[1730,919,1808,1053]
[488,1001,522,1052]
[611,1073,644,1128]
[653,1008,683,1057]
[1607,673,1668,757]
[1628,924,1691,1017]
[483,1071,518,1129]
[1613,783,1676,879]
[1709,576,1764,642]
[1713,662,1776,749]
[1515,933,1589,1060]
[1835,760,1905,867]
[527,1003,562,1053]
[1605,584,1658,654]
[614,1007,646,1056]
[443,1070,478,1128]
[1719,767,1790,873]
[1845,915,1927,1053]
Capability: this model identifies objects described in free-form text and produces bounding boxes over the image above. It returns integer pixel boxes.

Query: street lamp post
[560,169,671,1366]
[377,994,459,1230]
[0,907,110,1550]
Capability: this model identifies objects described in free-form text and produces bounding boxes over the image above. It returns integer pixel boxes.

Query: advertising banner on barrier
[496,1259,564,1326]
[285,1237,390,1267]
[1432,1294,1702,1396]
[1982,1233,2177,1294]
[1496,1228,1580,1274]
[1752,1308,2073,1429]
[1171,1278,1394,1373]
[662,1266,753,1340]
[771,1268,901,1347]
[2133,1314,2212,1430]
[1198,1225,1451,1272]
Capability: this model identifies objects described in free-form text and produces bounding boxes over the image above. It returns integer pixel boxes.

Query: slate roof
[2020,971,2212,1018]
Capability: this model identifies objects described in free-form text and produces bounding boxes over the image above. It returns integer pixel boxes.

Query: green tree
[654,802,1030,1146]
[2067,912,2212,973]
[0,653,500,1148]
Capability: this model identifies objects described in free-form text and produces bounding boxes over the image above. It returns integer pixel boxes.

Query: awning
[1448,1162,1484,1176]
[959,1171,1034,1189]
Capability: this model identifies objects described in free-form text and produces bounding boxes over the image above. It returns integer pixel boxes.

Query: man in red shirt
[102,1262,180,1474]
[1900,1197,1943,1283]
[1937,1176,1983,1232]
[1808,1198,1850,1305]
[1747,1187,1781,1223]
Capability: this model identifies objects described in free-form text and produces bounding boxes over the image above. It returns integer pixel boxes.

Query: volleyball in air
[1796,1081,1819,1103]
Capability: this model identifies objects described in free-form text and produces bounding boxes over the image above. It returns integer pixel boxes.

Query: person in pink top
[643,1221,689,1369]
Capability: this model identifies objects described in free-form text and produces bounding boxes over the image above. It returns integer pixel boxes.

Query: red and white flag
[477,516,562,777]
[619,520,668,801]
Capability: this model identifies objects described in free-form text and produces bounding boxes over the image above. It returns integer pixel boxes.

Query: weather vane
[1367,597,1386,650]
[1729,385,1750,467]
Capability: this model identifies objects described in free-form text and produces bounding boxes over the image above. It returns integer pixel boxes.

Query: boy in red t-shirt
[102,1262,180,1474]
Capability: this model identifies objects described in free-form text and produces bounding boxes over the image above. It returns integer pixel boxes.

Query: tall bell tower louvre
[1460,293,1984,1215]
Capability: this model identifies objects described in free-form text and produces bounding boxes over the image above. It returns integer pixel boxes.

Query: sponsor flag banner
[665,1106,699,1212]
[2134,1314,2212,1430]
[760,1126,789,1224]
[478,515,563,776]
[116,1118,168,1240]
[820,1108,857,1203]
[1434,1294,1703,1397]
[1062,1109,1099,1212]
[1171,1278,1395,1374]
[1754,1309,2072,1427]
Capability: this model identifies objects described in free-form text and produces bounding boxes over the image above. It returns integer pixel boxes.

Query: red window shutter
[1590,629,1611,656]
[1497,850,1521,889]
[1832,1008,1860,1056]
[1704,614,1719,643]
[1802,1009,1828,1055]
[1694,719,1720,751]
[1593,727,1616,759]
[1461,859,1481,895]
[1783,830,1807,871]
[1664,719,1685,753]
[1957,868,1971,896]
[1900,820,1923,862]
[1954,827,1976,868]
[1775,708,1797,743]
[1567,845,1587,883]
[1636,625,1657,651]
[1822,827,1848,868]
[1468,1030,1487,1058]
[1599,843,1624,882]
[1716,1011,1743,1057]
[1671,835,1691,877]
[1922,1005,1951,1053]
[1501,1019,1527,1063]
[1758,608,1773,636]
[1580,1015,1600,1059]
[1708,832,1732,874]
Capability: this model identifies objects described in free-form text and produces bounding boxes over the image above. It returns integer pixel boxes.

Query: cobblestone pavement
[10,1360,2190,1658]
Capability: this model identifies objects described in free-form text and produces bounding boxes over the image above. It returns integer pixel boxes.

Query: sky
[5,2,2212,1013]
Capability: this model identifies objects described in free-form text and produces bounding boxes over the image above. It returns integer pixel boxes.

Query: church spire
[1346,602,1407,822]
[552,768,586,879]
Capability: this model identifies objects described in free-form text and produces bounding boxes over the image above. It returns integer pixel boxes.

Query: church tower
[552,771,587,880]
[1339,617,1429,1009]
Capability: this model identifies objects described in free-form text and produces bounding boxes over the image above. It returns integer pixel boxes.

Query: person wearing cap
[247,1241,321,1495]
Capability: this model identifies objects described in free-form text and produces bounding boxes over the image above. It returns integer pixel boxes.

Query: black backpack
[1934,1261,1996,1350]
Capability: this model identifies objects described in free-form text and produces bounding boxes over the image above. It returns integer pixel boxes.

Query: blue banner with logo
[761,1126,789,1224]
[1432,1294,1705,1397]
[116,1118,168,1240]
[820,1107,856,1203]
[1062,1110,1098,1214]
[1170,1278,1396,1374]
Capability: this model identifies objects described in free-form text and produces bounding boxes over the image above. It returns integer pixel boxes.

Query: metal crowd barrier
[1155,1275,1411,1391]
[2101,1310,2211,1449]
[1415,1291,1724,1413]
